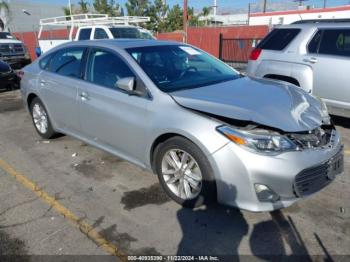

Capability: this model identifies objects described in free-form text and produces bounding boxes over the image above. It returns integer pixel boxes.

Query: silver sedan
[20,40,344,212]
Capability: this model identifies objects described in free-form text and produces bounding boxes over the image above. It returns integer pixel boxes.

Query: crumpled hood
[170,77,325,132]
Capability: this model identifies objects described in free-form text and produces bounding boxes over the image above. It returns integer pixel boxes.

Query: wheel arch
[26,93,58,132]
[27,93,38,111]
[150,133,190,173]
[256,60,313,93]
[264,74,300,86]
[150,132,219,206]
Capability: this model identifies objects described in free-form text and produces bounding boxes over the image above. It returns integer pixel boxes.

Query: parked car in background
[247,20,350,118]
[0,32,31,69]
[38,14,153,54]
[0,60,19,90]
[20,40,343,212]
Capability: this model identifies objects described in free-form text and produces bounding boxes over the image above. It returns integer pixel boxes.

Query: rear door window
[109,28,141,39]
[318,29,350,57]
[257,28,301,50]
[49,47,85,78]
[78,28,92,40]
[94,28,109,39]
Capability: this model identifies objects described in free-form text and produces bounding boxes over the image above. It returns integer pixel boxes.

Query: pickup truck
[0,32,31,69]
[38,14,153,54]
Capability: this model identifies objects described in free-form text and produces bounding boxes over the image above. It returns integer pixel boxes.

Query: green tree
[147,0,168,32]
[62,5,75,20]
[200,6,212,26]
[0,0,9,15]
[0,0,10,30]
[78,0,89,13]
[125,0,150,16]
[201,6,212,17]
[120,7,125,16]
[93,0,120,16]
[164,4,183,32]
[188,7,203,27]
[62,6,71,16]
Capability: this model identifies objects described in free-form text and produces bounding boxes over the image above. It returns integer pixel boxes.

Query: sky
[23,0,350,13]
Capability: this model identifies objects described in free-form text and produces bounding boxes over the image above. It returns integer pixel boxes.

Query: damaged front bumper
[208,129,344,212]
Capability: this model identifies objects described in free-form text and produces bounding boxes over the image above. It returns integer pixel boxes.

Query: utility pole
[293,0,309,7]
[247,3,251,25]
[183,0,188,43]
[323,0,327,8]
[213,0,217,17]
[263,0,267,13]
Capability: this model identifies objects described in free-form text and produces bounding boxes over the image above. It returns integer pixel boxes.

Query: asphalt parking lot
[0,90,349,260]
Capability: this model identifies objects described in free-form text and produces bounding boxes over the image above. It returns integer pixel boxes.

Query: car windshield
[0,32,14,39]
[127,45,240,92]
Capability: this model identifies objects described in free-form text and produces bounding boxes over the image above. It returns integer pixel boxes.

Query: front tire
[154,136,216,208]
[30,97,57,139]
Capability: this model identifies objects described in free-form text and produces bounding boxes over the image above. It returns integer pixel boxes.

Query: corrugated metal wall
[157,25,269,57]
[14,25,269,61]
[13,29,69,60]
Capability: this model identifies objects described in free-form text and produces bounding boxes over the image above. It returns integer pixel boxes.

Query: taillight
[249,48,262,61]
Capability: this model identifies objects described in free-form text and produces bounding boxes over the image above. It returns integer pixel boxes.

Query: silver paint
[20,39,343,212]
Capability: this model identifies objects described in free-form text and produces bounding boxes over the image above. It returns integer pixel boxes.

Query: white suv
[247,21,350,118]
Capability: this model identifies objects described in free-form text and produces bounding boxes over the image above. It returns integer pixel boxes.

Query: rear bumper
[209,130,343,212]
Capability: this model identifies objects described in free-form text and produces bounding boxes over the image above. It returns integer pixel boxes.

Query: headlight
[24,45,31,59]
[217,126,298,155]
[316,97,331,125]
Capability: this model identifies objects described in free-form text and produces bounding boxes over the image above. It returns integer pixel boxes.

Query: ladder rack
[40,13,150,27]
[38,13,150,40]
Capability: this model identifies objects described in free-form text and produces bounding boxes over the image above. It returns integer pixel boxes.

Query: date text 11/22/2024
[127,256,220,261]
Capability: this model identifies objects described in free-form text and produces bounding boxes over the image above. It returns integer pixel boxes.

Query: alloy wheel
[32,103,48,134]
[161,149,203,200]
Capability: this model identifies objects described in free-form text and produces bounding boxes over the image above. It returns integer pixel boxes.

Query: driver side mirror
[115,77,135,93]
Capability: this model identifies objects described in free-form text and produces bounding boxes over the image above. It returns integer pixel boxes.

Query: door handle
[304,57,318,64]
[79,91,89,101]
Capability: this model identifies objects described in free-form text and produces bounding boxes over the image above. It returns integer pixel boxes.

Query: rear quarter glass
[257,28,301,51]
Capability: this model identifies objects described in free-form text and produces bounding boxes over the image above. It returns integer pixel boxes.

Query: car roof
[277,22,350,29]
[57,39,182,50]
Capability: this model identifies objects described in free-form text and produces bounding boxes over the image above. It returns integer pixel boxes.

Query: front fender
[144,101,229,169]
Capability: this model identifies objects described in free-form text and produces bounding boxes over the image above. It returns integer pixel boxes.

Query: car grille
[294,147,343,197]
[0,44,24,54]
[0,70,12,76]
[294,162,331,197]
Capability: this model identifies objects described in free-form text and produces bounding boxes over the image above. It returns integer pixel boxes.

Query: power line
[293,0,309,6]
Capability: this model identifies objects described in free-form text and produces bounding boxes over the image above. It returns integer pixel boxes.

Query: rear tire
[30,97,57,139]
[154,136,216,208]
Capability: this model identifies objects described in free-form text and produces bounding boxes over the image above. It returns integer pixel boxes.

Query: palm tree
[201,6,212,26]
[201,6,212,17]
[78,0,89,13]
[63,6,72,16]
[0,0,10,31]
[62,5,74,21]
